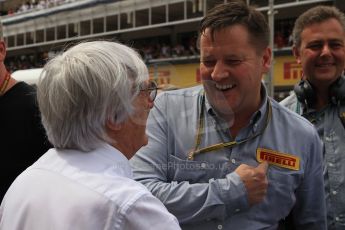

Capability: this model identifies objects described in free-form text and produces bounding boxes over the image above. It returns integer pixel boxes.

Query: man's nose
[211,61,229,81]
[320,44,332,56]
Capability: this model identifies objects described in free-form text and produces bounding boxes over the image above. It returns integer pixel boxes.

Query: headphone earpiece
[294,75,345,107]
[329,75,345,105]
[294,79,316,107]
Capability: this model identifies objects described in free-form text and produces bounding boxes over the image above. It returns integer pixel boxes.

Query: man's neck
[313,86,330,111]
[0,67,18,96]
[0,72,5,86]
[229,114,252,138]
[224,103,262,138]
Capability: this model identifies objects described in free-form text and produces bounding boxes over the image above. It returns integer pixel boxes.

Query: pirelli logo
[256,148,300,170]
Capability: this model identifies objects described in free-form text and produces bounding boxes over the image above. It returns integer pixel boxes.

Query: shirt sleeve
[130,94,249,224]
[290,131,327,229]
[122,193,181,230]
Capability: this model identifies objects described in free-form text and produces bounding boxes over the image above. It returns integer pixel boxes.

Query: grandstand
[1,0,344,100]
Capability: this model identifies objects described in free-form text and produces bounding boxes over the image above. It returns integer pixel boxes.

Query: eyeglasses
[139,80,158,102]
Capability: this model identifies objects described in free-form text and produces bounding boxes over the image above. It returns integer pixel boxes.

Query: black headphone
[294,74,345,107]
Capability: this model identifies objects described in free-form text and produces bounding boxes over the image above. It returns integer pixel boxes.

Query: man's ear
[106,119,122,131]
[292,46,301,64]
[262,47,272,73]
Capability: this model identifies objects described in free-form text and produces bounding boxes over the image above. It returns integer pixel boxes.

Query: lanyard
[188,93,272,160]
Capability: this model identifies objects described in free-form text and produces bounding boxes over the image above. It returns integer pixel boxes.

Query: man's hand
[235,162,269,206]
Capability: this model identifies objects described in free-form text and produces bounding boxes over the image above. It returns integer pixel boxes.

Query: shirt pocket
[167,154,209,183]
[266,168,300,218]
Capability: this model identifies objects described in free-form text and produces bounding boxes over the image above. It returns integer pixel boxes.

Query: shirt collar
[91,143,133,178]
[45,142,133,180]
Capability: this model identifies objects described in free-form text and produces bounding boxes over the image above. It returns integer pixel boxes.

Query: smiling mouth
[316,63,334,67]
[215,83,236,91]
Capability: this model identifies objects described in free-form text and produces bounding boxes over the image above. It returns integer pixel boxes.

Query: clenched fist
[235,161,269,206]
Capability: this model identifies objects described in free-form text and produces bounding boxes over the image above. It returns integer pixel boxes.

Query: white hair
[37,41,148,151]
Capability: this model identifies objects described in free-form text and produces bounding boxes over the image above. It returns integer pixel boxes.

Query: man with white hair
[0,41,181,230]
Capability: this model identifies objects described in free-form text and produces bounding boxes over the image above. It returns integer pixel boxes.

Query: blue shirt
[131,85,326,230]
[281,93,345,230]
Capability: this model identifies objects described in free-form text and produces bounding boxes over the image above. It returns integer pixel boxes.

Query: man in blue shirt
[131,1,326,229]
[281,5,345,230]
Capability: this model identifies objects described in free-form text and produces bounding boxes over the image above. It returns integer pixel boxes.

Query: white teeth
[215,83,235,90]
[317,63,333,67]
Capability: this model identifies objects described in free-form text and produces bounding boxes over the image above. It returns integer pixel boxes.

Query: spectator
[0,17,52,201]
[274,31,286,48]
[172,43,185,57]
[280,5,345,230]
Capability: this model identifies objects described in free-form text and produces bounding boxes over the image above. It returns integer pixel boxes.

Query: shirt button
[332,190,337,195]
[335,217,340,221]
[201,162,207,169]
[328,163,334,167]
[217,224,223,230]
[235,208,240,212]
[231,159,236,164]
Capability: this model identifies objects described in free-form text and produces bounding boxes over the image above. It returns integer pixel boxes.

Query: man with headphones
[281,5,345,230]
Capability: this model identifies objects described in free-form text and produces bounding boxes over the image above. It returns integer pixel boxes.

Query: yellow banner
[148,55,302,88]
[148,62,200,88]
[273,56,303,86]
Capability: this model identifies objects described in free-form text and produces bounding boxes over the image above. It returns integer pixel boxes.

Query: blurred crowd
[138,37,199,62]
[6,0,80,16]
[3,4,297,72]
[5,53,46,73]
[5,37,200,72]
[5,24,297,73]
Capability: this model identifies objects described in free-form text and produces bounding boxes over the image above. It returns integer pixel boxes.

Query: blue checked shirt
[131,85,326,230]
[281,93,345,230]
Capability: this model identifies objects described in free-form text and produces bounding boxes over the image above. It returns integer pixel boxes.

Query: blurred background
[1,0,344,101]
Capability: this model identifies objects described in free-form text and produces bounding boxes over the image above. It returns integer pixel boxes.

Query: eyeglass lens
[148,81,157,101]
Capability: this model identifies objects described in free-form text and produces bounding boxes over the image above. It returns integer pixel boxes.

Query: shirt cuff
[217,172,249,217]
